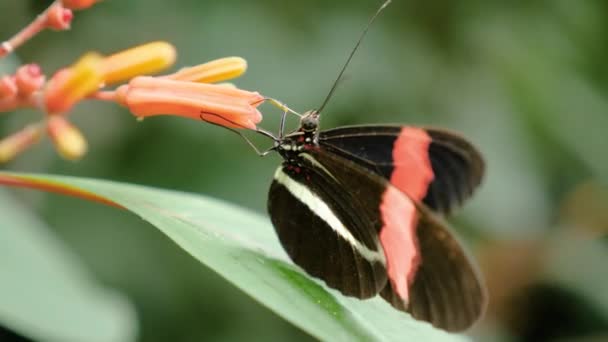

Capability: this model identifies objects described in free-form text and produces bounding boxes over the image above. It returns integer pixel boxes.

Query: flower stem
[89,90,117,102]
[0,1,60,58]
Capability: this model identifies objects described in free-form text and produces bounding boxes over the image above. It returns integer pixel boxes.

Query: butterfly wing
[319,125,484,215]
[269,148,486,331]
[379,204,487,331]
[268,154,388,299]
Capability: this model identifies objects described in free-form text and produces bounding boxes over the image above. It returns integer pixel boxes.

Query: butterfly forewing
[319,125,484,215]
[268,154,388,299]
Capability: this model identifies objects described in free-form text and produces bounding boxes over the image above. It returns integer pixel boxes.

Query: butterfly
[204,0,487,332]
[266,110,486,332]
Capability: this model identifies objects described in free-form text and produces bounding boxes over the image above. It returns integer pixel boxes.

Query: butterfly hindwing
[274,148,486,331]
[379,204,487,331]
[268,154,388,299]
[319,125,484,214]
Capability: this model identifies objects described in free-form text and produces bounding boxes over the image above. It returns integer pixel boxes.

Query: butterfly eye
[300,111,319,131]
[301,119,316,131]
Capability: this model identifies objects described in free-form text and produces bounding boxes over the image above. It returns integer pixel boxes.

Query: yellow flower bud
[166,57,247,83]
[103,41,176,86]
[47,116,88,160]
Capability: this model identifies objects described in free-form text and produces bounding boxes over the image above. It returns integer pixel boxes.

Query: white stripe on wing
[273,166,385,264]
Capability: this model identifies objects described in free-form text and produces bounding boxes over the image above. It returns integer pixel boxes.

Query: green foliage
[0,172,466,342]
[0,188,136,342]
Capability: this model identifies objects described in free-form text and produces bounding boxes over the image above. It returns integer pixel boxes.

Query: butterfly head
[300,110,320,132]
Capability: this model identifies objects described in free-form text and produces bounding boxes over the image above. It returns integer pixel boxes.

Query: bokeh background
[1,0,607,341]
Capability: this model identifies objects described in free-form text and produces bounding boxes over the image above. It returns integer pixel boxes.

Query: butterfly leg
[278,107,288,139]
[199,112,277,156]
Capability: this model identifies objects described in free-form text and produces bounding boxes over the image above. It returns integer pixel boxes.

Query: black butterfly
[266,110,486,332]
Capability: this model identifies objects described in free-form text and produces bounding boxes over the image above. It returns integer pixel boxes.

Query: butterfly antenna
[317,0,392,114]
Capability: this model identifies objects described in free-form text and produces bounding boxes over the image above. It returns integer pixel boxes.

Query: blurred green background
[1,0,607,341]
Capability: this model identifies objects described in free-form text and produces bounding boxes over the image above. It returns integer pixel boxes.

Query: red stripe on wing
[390,127,434,200]
[379,127,434,303]
[379,187,420,302]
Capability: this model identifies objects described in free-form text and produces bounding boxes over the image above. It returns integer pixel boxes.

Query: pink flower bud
[15,64,45,95]
[46,3,73,31]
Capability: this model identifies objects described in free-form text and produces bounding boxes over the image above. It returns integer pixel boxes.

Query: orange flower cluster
[0,64,46,112]
[0,0,269,163]
[0,40,266,162]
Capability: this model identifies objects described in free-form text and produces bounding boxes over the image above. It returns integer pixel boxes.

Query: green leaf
[0,188,137,342]
[0,172,468,341]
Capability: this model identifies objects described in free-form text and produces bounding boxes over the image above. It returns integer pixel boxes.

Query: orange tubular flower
[106,56,262,129]
[117,76,263,129]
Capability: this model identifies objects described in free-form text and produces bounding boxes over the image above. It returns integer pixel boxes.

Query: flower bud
[166,57,247,83]
[15,64,45,95]
[0,124,43,163]
[47,116,87,160]
[102,41,177,86]
[46,3,73,31]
